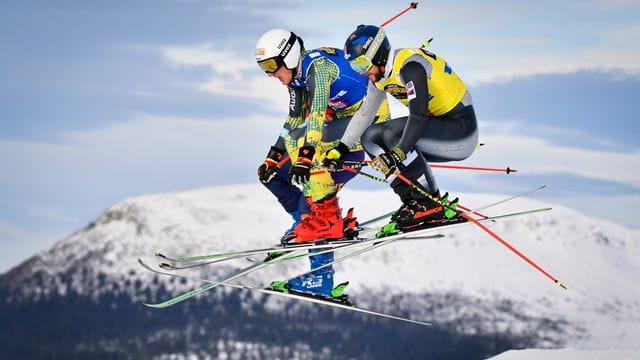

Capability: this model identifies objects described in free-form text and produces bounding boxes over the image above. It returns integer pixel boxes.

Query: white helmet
[255,29,303,73]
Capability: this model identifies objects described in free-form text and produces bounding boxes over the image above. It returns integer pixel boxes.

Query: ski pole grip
[379,2,419,27]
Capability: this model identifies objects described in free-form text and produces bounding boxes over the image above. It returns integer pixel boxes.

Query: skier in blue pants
[260,146,365,296]
[255,29,390,297]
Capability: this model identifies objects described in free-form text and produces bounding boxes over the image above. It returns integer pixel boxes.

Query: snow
[489,348,640,360]
[6,183,640,352]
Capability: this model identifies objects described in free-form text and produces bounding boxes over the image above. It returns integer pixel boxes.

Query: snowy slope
[489,348,640,360]
[3,184,639,352]
[340,189,640,350]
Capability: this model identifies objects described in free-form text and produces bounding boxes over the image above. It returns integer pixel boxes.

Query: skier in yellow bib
[325,25,479,230]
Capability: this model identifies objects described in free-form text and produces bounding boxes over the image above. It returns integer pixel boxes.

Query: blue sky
[1,0,639,272]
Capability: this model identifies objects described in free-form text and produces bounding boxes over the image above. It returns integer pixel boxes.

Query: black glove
[323,142,350,171]
[371,147,406,176]
[257,146,284,184]
[289,146,315,185]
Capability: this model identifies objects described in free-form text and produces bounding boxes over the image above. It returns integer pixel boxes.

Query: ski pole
[310,163,389,183]
[341,164,388,183]
[337,163,492,219]
[392,171,567,289]
[430,164,516,174]
[278,155,290,167]
[344,160,517,174]
[380,2,419,27]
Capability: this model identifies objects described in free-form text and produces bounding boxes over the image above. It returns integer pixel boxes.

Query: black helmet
[344,24,391,68]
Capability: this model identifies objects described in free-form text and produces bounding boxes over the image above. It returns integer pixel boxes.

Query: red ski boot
[293,195,344,243]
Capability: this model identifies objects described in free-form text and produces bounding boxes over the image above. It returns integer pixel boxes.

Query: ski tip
[159,262,174,270]
[137,258,155,271]
[556,280,567,290]
[155,252,167,259]
[142,302,163,309]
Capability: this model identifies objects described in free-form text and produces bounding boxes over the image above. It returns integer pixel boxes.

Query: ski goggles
[349,55,373,74]
[257,57,284,73]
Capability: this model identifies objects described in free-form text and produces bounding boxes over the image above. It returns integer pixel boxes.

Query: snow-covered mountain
[1,184,639,359]
[490,348,640,360]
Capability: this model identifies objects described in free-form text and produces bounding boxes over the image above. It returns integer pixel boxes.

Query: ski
[139,249,307,309]
[153,212,385,264]
[140,229,443,308]
[156,237,374,265]
[160,241,368,270]
[252,205,550,270]
[155,185,546,265]
[226,284,432,327]
[140,207,550,309]
[281,207,552,284]
[159,253,251,270]
[244,233,445,263]
[138,259,430,326]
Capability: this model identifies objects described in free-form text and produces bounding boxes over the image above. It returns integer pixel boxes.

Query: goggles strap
[364,27,386,62]
[278,32,298,61]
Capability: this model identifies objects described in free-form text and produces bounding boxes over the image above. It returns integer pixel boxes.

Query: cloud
[156,2,640,101]
[0,114,284,203]
[163,43,253,81]
[329,2,640,84]
[162,43,289,109]
[0,113,288,272]
[593,0,640,8]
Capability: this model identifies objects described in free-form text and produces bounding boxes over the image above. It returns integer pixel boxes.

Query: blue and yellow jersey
[298,48,368,112]
[276,47,389,155]
[290,47,370,147]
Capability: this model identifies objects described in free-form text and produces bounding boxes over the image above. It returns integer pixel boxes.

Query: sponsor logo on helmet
[255,48,265,56]
[281,42,292,57]
[363,37,373,49]
[277,38,287,49]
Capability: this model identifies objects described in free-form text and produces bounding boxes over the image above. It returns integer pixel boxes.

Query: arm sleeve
[340,80,387,148]
[273,86,308,150]
[304,58,338,147]
[396,61,431,153]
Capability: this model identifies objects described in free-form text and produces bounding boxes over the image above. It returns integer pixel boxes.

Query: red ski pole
[380,2,419,27]
[392,171,567,290]
[345,160,517,174]
[430,164,517,174]
[278,155,290,167]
